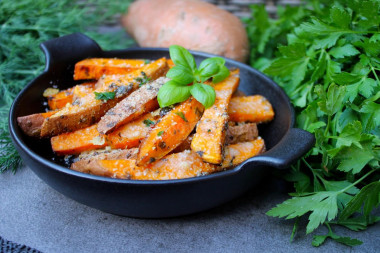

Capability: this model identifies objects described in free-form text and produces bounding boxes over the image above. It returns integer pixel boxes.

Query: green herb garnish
[174,111,188,122]
[246,0,380,247]
[157,131,164,136]
[157,45,230,108]
[135,71,151,87]
[143,119,155,127]
[94,91,115,101]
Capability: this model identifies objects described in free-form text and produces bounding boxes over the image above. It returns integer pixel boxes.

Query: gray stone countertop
[0,166,379,253]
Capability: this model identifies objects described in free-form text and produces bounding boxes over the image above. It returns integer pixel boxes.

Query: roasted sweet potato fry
[137,97,204,166]
[221,138,265,168]
[71,148,138,177]
[228,95,274,123]
[51,124,107,155]
[46,82,96,110]
[225,123,258,145]
[51,109,161,155]
[232,89,246,97]
[191,70,240,164]
[107,110,160,149]
[17,111,56,137]
[174,122,258,153]
[72,151,218,180]
[74,58,146,80]
[97,77,168,134]
[71,139,265,180]
[40,58,168,137]
[167,59,175,68]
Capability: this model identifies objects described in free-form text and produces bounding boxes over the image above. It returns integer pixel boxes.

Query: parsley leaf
[94,91,115,101]
[174,111,188,122]
[248,0,380,246]
[143,119,155,127]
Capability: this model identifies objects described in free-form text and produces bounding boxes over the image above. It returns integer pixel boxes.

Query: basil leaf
[199,57,224,78]
[157,80,191,107]
[190,83,216,108]
[212,65,230,83]
[166,65,194,84]
[94,91,115,101]
[169,45,196,72]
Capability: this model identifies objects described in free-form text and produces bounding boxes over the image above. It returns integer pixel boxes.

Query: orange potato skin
[74,58,146,80]
[122,0,249,62]
[228,95,274,123]
[17,111,57,137]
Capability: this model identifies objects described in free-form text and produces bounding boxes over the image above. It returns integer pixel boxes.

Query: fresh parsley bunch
[157,45,230,108]
[246,0,380,247]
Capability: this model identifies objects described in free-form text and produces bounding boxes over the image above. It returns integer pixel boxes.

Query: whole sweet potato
[122,0,249,62]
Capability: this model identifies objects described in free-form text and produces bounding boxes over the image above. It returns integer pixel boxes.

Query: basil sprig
[157,45,230,108]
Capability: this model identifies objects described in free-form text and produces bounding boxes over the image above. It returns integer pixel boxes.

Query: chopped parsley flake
[94,91,115,101]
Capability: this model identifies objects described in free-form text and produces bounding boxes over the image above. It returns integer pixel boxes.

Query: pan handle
[247,128,315,169]
[40,33,102,71]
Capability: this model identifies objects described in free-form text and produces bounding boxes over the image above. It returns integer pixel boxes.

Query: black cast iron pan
[9,33,315,218]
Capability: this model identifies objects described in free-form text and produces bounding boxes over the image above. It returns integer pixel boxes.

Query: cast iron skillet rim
[9,47,295,185]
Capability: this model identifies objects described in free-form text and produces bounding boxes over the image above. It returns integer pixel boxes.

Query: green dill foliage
[94,91,116,101]
[157,131,164,137]
[0,0,133,173]
[246,0,380,247]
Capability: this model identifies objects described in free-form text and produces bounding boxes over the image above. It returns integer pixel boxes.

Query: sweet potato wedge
[40,58,168,137]
[17,111,56,137]
[173,122,258,153]
[72,139,265,180]
[228,95,274,123]
[232,89,246,97]
[71,148,138,178]
[51,124,107,155]
[47,82,96,110]
[51,109,161,155]
[74,151,218,180]
[97,77,168,134]
[221,138,265,168]
[76,148,138,164]
[136,97,204,166]
[167,59,175,69]
[191,70,240,164]
[74,58,146,80]
[107,110,161,149]
[225,123,258,145]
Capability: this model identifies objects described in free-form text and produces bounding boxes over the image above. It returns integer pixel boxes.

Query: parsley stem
[324,115,331,136]
[338,169,376,194]
[324,222,333,234]
[368,62,380,83]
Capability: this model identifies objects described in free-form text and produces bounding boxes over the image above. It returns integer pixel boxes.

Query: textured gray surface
[0,167,379,253]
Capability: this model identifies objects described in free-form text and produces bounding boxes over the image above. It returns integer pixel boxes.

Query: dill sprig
[0,0,134,173]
